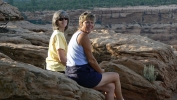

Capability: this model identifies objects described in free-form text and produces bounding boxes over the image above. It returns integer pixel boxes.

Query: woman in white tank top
[65,11,124,100]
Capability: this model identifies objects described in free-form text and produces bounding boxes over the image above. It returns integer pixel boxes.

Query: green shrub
[143,64,158,82]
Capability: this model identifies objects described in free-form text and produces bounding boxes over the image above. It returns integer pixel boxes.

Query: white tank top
[66,30,88,66]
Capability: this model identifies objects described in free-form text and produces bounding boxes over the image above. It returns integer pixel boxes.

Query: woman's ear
[56,20,59,26]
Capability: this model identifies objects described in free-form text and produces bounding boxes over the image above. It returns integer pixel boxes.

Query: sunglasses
[58,18,68,21]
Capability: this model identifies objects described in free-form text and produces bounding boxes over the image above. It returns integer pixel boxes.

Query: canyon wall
[23,5,177,45]
[92,6,177,45]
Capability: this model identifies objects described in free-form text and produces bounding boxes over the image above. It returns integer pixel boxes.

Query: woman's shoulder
[53,30,64,36]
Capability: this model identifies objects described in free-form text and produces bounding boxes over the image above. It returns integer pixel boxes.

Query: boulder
[0,53,104,100]
[90,30,177,100]
[0,0,23,21]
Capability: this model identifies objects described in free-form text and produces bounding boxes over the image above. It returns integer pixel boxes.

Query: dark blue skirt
[65,64,102,88]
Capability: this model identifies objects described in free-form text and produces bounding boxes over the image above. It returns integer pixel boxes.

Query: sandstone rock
[90,30,177,100]
[0,43,48,69]
[22,6,177,45]
[172,45,177,51]
[7,21,52,33]
[0,55,104,100]
[0,0,23,21]
[1,1,177,99]
[1,19,177,100]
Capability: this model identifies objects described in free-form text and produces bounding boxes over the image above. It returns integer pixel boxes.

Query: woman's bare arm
[77,33,103,73]
[57,49,67,66]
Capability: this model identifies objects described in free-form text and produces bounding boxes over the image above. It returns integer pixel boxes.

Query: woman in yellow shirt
[46,10,69,73]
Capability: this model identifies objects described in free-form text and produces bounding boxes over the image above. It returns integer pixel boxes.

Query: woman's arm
[57,49,67,66]
[78,33,104,73]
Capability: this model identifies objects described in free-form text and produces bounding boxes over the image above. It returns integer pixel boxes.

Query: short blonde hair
[78,11,96,29]
[52,10,70,31]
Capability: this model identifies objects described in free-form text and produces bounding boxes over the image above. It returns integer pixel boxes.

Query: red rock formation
[0,0,23,21]
[22,6,177,45]
[172,45,177,51]
[1,1,177,100]
[90,30,177,100]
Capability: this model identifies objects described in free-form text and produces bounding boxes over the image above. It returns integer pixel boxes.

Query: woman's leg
[94,83,115,100]
[94,72,123,100]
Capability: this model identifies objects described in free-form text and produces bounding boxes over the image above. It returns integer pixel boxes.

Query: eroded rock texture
[90,30,177,100]
[0,0,177,100]
[0,0,23,21]
[0,20,177,100]
[0,54,104,100]
[23,6,177,45]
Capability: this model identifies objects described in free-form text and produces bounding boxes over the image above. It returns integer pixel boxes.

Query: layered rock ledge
[0,0,177,99]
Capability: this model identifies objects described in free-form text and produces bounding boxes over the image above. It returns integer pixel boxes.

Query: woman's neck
[80,29,89,34]
[59,28,64,32]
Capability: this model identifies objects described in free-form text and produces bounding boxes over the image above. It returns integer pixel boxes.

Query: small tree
[143,64,158,82]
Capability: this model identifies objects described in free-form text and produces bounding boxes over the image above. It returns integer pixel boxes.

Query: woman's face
[81,19,94,33]
[57,17,68,29]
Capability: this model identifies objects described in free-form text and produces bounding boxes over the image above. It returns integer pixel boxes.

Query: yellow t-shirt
[46,30,67,71]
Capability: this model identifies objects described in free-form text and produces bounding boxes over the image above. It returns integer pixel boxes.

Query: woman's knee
[112,72,120,81]
[108,83,115,90]
[105,83,115,92]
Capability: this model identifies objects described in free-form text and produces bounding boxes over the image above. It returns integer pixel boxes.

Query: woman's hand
[101,69,105,73]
